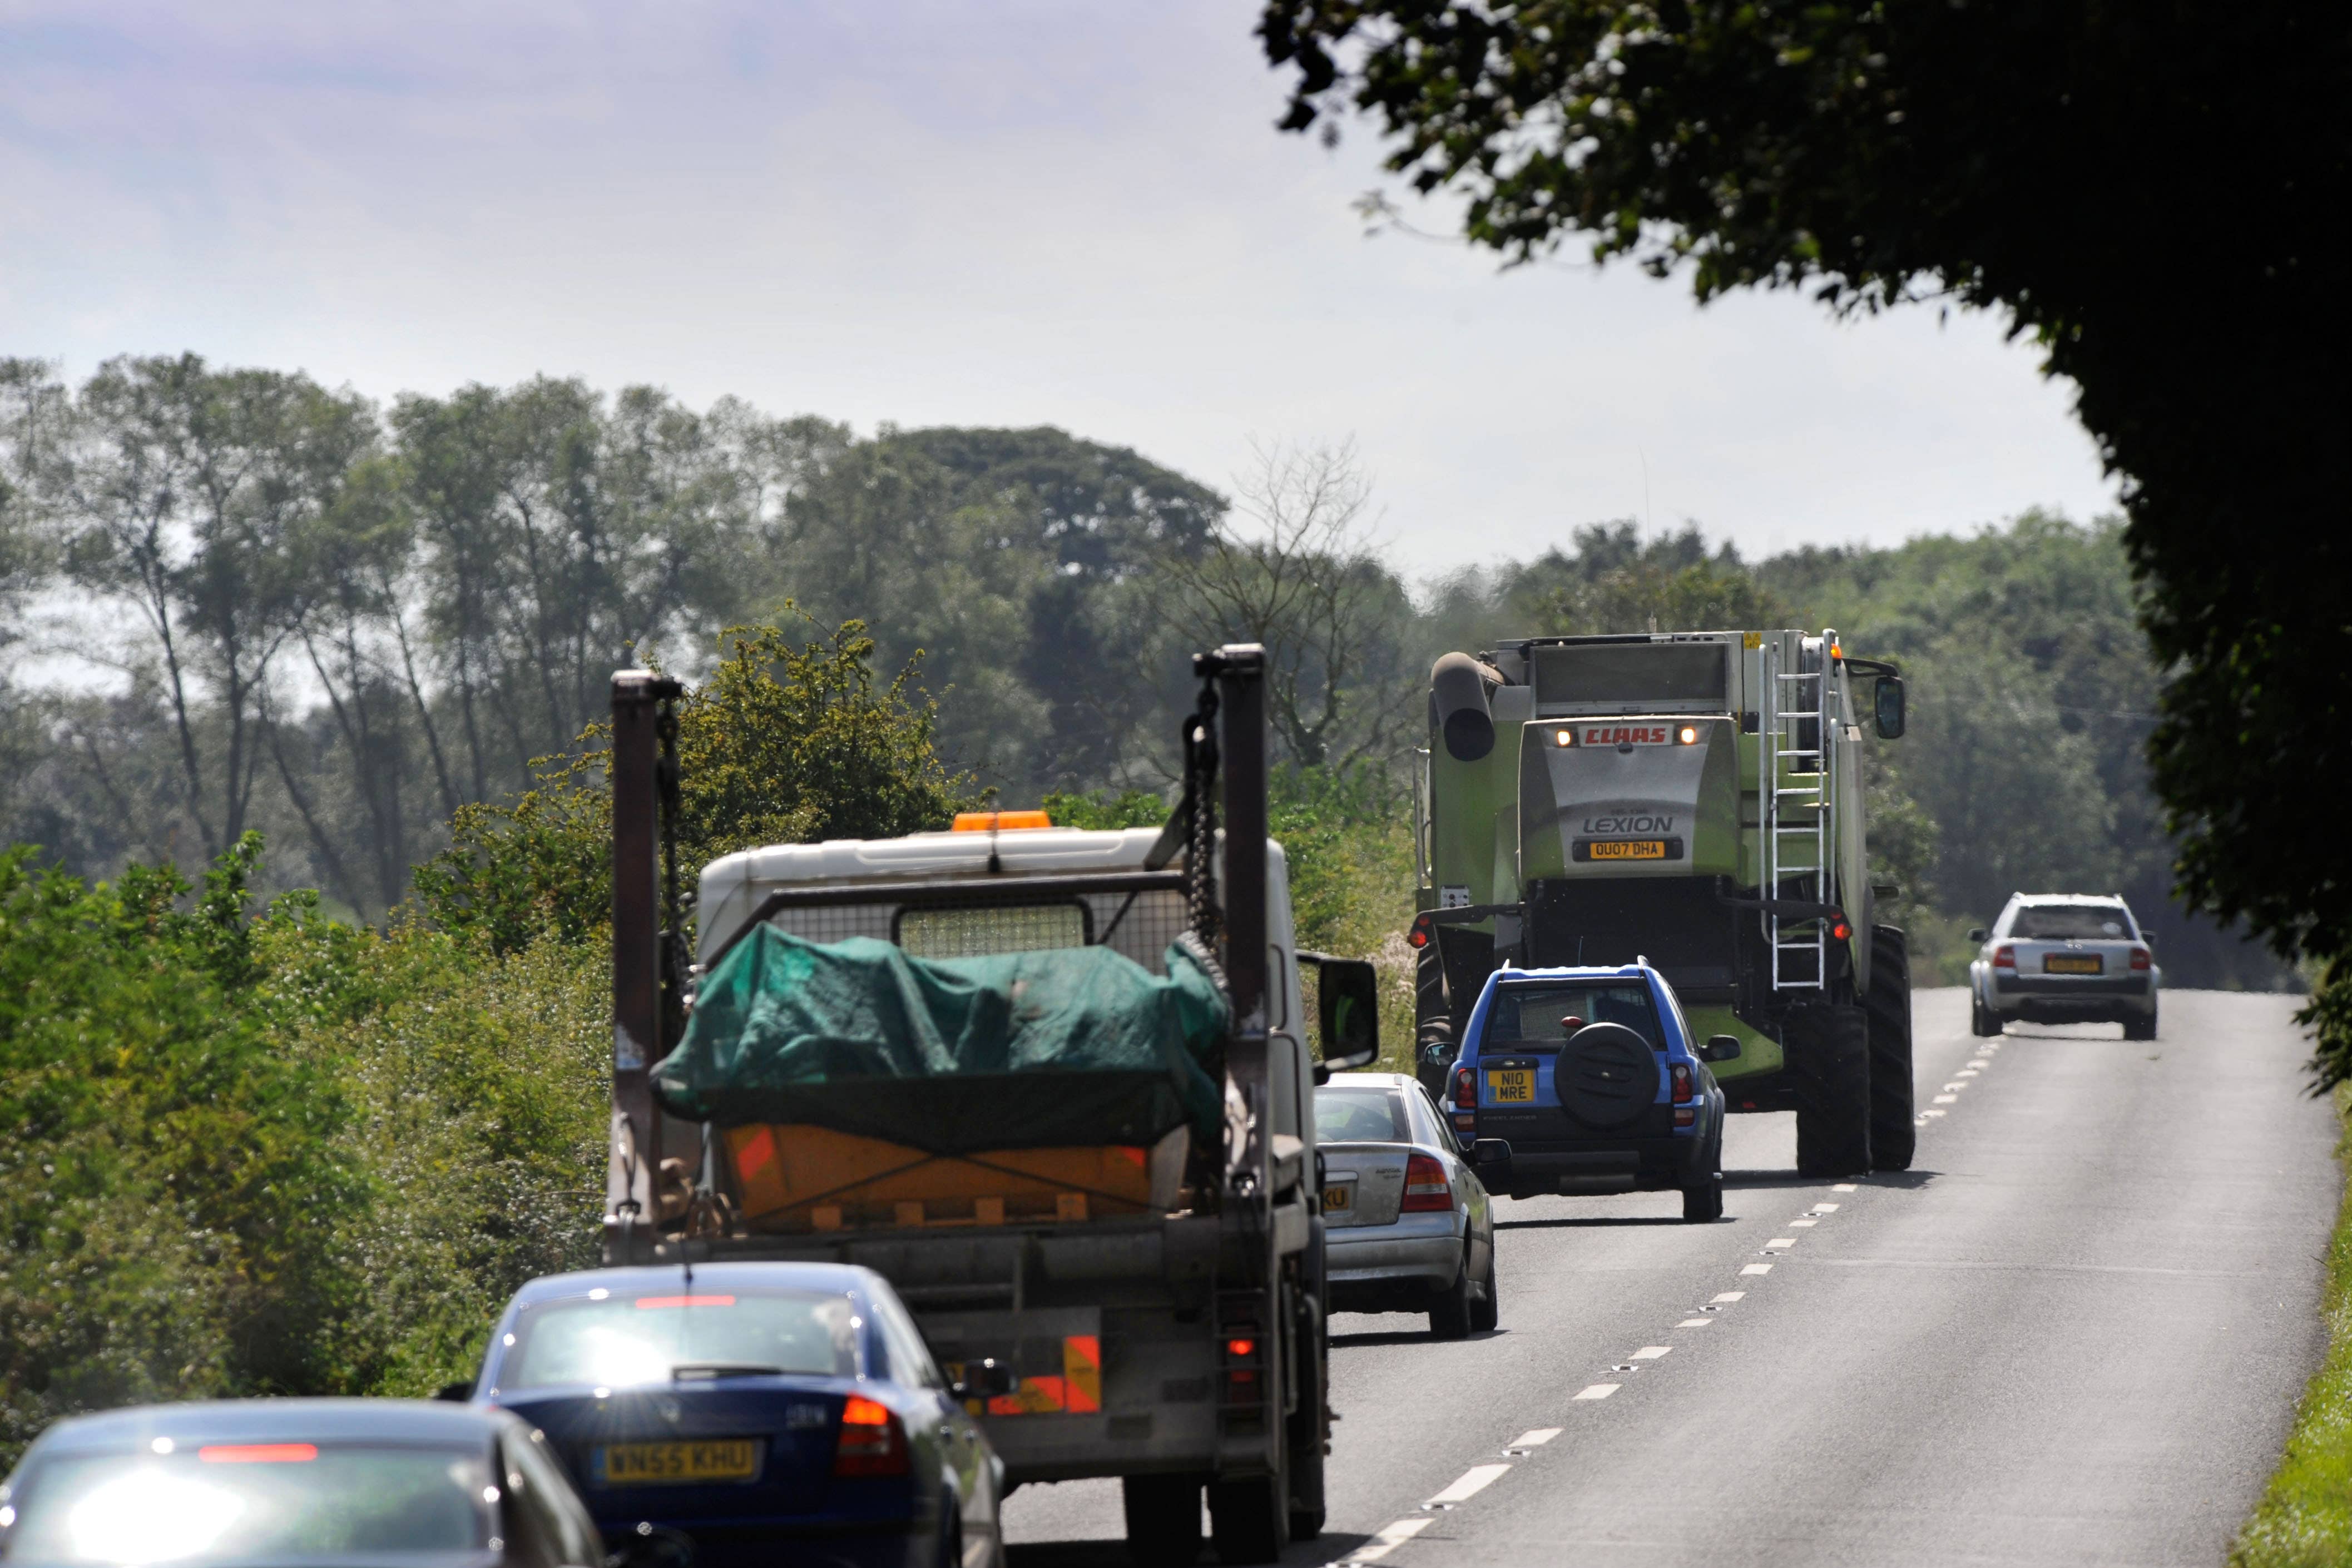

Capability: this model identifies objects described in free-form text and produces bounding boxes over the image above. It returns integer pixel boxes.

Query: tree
[1153,438,1415,771]
[1258,1,2351,1069]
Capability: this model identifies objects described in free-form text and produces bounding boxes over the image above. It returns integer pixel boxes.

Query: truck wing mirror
[949,1358,1018,1402]
[1968,927,1988,944]
[1300,952,1380,1076]
[1700,1035,1742,1063]
[1873,676,1907,739]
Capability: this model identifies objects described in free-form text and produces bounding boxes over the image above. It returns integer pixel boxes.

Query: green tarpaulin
[651,927,1229,1154]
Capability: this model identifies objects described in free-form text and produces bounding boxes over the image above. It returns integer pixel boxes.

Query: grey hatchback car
[1969,894,2161,1039]
[1315,1071,1498,1339]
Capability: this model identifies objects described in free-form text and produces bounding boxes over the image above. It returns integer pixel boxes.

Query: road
[1003,987,2335,1568]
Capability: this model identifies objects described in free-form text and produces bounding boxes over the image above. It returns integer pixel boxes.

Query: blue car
[469,1262,1007,1568]
[0,1398,608,1567]
[1445,962,1727,1222]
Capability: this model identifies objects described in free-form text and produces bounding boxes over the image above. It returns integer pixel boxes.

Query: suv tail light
[2130,947,2152,971]
[1451,1064,1475,1109]
[1401,1153,1453,1212]
[1670,1063,1693,1105]
[1993,945,2016,970]
[834,1395,909,1477]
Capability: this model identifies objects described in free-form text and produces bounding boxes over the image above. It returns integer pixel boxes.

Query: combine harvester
[1413,631,1914,1177]
[602,646,1377,1565]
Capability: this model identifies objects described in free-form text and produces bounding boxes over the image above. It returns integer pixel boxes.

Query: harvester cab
[1412,631,1914,1177]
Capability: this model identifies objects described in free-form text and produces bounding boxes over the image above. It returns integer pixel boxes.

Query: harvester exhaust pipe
[1431,652,1501,762]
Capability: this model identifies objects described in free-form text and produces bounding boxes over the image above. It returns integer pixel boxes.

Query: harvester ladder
[1760,633,1837,990]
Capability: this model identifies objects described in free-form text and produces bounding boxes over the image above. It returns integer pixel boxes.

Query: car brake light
[834,1395,909,1477]
[2130,947,2151,971]
[1671,1063,1692,1104]
[1402,1152,1453,1212]
[1993,945,2016,969]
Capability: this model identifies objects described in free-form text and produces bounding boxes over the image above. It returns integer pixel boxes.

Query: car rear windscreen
[1482,984,1662,1049]
[1313,1088,1410,1143]
[2008,906,2135,940]
[4,1443,495,1565]
[504,1289,860,1390]
[1533,643,1727,708]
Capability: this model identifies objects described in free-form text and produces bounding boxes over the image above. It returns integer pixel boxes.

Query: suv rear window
[1481,984,1662,1050]
[2007,906,2134,940]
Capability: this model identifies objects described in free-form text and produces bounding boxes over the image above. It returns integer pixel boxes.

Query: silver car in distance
[1969,893,2161,1040]
[1314,1071,1498,1339]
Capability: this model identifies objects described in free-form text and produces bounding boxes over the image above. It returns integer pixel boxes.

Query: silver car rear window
[1314,1088,1410,1143]
[2008,906,2133,940]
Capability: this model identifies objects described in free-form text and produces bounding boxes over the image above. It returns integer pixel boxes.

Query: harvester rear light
[1222,1331,1262,1404]
[1676,725,1699,745]
[1408,912,1435,950]
[1554,727,1574,747]
[1993,945,2016,970]
[1671,1063,1693,1104]
[1828,912,1852,941]
[834,1395,909,1477]
[2130,947,2152,971]
[1401,1153,1454,1212]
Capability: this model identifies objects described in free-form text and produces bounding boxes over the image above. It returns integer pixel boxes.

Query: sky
[0,1,2118,578]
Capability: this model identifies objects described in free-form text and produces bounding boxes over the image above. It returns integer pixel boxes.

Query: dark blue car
[1445,962,1727,1221]
[469,1262,1006,1568]
[0,1398,606,1567]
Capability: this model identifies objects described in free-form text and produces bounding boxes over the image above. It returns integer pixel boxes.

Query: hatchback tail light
[2130,947,2152,971]
[1670,1063,1693,1105]
[1401,1153,1453,1212]
[1993,945,2016,970]
[834,1395,909,1477]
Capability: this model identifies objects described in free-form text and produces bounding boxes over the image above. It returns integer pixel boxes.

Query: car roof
[1321,1071,1417,1090]
[508,1260,879,1308]
[23,1399,512,1458]
[2008,893,2132,907]
[1488,964,1655,983]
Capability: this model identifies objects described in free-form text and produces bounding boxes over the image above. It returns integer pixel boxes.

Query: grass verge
[2231,1083,2352,1567]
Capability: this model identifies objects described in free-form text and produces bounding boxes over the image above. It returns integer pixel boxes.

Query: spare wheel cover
[1559,1022,1657,1130]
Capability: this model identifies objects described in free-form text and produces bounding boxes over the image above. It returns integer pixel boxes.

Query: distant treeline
[0,356,2292,989]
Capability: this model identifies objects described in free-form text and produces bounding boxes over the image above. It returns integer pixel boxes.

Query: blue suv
[1444,963,1727,1222]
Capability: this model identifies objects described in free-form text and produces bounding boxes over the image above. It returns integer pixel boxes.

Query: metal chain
[655,695,688,1050]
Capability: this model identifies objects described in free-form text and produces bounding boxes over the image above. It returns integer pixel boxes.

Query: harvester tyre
[1791,1004,1873,1178]
[1123,1474,1204,1566]
[1866,926,1916,1171]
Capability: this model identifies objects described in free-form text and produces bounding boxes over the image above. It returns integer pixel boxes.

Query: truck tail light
[1671,1063,1693,1104]
[834,1395,909,1477]
[2130,947,2151,971]
[1402,1153,1454,1212]
[1993,945,2016,970]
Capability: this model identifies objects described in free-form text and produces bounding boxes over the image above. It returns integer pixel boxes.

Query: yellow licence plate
[1323,1183,1353,1212]
[596,1439,761,1486]
[1486,1068,1535,1103]
[2044,954,2103,974]
[1588,840,1667,861]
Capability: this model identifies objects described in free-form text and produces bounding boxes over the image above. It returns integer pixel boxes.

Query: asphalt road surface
[1004,988,2334,1568]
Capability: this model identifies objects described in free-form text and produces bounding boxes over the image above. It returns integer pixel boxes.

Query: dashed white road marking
[1677,1317,1714,1328]
[1833,1183,1859,1192]
[1512,1428,1562,1447]
[1922,1108,1947,1117]
[1934,1094,1958,1104]
[1767,1237,1798,1248]
[1712,1291,1746,1302]
[1943,1081,1969,1091]
[1574,1383,1622,1400]
[1630,1346,1671,1360]
[1741,1263,1772,1276]
[1788,1218,1818,1227]
[1813,1203,1839,1212]
[1348,1515,1435,1562]
[1430,1465,1511,1504]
